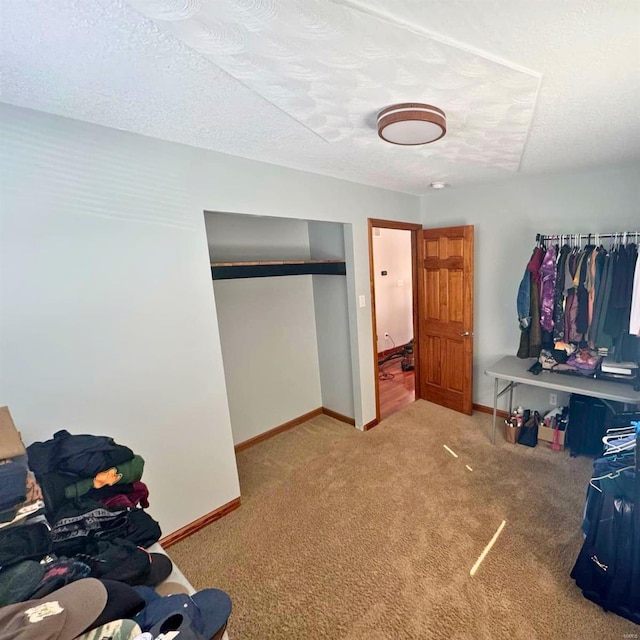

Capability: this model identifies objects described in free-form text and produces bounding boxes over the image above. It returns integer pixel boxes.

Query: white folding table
[484,355,640,444]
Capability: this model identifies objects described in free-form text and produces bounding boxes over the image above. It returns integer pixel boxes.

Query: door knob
[460,331,472,337]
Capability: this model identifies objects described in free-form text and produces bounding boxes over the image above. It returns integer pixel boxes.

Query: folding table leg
[492,377,499,444]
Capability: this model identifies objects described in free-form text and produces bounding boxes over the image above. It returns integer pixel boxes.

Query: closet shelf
[210,259,346,280]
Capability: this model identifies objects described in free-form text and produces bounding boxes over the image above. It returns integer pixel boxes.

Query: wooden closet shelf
[211,259,346,280]
[211,259,344,267]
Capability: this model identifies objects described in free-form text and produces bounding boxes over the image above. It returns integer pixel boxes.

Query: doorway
[368,219,421,422]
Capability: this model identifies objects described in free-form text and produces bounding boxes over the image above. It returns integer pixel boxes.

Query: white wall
[205,212,322,445]
[0,104,420,533]
[372,228,413,352]
[421,163,640,413]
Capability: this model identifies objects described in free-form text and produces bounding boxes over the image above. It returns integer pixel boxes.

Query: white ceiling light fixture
[377,103,446,146]
[430,181,447,189]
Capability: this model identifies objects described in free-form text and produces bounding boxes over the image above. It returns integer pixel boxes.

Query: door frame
[368,218,422,426]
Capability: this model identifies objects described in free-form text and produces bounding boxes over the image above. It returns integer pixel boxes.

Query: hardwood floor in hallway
[378,354,415,419]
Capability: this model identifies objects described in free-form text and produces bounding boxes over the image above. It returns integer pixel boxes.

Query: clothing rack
[535,231,640,246]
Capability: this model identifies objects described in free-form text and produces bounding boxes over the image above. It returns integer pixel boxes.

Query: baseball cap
[190,589,232,638]
[0,577,107,640]
[147,612,204,640]
[74,619,142,640]
[134,589,232,639]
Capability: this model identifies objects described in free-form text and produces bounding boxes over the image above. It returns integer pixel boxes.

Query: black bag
[518,411,540,447]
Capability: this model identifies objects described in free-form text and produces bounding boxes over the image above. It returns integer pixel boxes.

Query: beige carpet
[168,400,637,639]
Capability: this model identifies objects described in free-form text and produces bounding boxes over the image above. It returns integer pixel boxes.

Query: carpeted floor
[168,400,637,639]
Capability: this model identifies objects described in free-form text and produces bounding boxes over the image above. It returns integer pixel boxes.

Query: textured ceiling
[1,0,639,194]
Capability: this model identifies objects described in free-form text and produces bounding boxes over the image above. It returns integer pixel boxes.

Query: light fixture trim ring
[377,103,447,146]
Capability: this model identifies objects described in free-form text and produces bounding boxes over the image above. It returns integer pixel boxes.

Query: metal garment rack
[535,231,640,245]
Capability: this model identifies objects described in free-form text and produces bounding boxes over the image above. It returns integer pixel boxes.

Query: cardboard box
[0,406,27,459]
[537,422,565,450]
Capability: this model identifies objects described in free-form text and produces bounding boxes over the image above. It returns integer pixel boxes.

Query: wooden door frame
[368,219,422,426]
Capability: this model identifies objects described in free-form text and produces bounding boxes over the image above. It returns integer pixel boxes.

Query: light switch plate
[359,295,366,308]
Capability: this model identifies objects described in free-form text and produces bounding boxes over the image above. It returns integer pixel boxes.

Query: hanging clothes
[575,244,595,336]
[539,244,557,332]
[603,244,634,339]
[565,250,581,344]
[517,246,544,359]
[595,249,615,350]
[517,234,640,364]
[630,247,640,336]
[587,248,608,345]
[553,244,571,343]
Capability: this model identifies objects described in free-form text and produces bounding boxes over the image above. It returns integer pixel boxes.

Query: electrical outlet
[549,393,557,406]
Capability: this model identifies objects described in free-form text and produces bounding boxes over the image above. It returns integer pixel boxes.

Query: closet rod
[535,231,640,243]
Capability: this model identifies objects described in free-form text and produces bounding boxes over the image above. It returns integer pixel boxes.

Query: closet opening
[204,211,358,450]
[368,219,422,423]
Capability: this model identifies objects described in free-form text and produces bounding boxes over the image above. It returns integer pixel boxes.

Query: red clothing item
[527,247,545,285]
[100,481,150,510]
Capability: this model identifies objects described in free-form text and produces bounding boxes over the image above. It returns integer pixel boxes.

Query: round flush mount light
[430,181,447,189]
[377,103,446,146]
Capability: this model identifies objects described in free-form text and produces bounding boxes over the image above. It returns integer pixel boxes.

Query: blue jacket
[517,268,531,329]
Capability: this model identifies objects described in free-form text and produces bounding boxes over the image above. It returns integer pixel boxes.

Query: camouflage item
[75,619,142,640]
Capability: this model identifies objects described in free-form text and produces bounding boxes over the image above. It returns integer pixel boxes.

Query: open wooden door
[417,225,474,414]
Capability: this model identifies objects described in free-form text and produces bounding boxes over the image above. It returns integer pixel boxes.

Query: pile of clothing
[0,407,44,531]
[0,407,232,639]
[25,427,159,559]
[529,345,603,377]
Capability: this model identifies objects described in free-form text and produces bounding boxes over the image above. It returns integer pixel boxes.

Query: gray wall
[0,105,240,535]
[206,212,322,445]
[0,104,420,533]
[309,221,354,419]
[421,162,640,413]
[205,212,312,261]
[185,130,420,430]
[212,276,322,444]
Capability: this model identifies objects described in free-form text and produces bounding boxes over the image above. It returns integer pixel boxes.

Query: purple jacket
[539,245,557,332]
